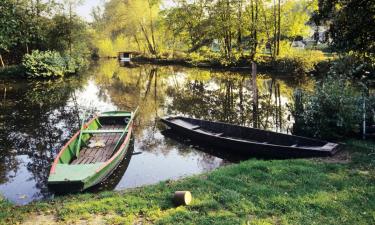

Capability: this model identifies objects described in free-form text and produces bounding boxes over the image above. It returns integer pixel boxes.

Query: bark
[262,4,272,56]
[173,191,192,206]
[148,0,157,56]
[237,0,243,54]
[0,54,5,68]
[273,0,277,59]
[276,0,281,56]
[252,62,258,128]
[69,3,73,56]
[250,0,259,60]
[133,35,141,51]
[140,23,156,56]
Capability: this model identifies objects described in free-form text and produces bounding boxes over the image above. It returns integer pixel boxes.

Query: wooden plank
[82,130,123,134]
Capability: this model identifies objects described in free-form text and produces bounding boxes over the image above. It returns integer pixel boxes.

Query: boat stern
[48,163,104,192]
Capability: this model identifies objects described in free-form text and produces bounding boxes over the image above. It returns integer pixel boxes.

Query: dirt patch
[22,214,112,225]
[22,214,56,225]
[313,150,351,164]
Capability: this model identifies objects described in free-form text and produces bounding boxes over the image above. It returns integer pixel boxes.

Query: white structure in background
[290,24,330,49]
[118,52,132,62]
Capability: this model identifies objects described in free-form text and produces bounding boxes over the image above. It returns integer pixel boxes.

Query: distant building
[118,52,133,62]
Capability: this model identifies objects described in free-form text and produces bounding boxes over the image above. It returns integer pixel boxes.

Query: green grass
[1,139,374,225]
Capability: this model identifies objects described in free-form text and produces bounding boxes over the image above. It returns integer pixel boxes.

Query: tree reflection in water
[0,60,313,204]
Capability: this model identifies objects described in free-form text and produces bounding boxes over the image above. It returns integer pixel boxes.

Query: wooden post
[252,61,258,128]
[173,191,192,206]
[0,54,4,68]
[363,96,366,140]
[3,87,6,101]
[277,83,282,130]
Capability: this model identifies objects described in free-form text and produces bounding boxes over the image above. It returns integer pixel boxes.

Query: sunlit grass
[1,139,374,224]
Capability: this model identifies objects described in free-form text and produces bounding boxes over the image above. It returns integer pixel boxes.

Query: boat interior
[70,116,130,165]
[166,117,328,147]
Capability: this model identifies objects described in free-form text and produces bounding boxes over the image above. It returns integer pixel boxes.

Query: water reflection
[0,60,313,204]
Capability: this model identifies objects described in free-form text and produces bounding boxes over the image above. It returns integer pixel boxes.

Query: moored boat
[161,116,340,158]
[48,108,138,192]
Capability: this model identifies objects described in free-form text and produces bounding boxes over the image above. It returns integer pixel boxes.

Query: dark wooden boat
[48,109,138,192]
[161,116,340,158]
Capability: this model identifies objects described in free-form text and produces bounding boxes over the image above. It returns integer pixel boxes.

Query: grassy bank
[131,49,330,75]
[1,139,374,224]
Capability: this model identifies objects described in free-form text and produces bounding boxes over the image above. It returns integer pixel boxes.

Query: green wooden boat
[48,108,138,192]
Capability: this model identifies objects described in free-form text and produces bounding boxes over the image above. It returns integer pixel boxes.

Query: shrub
[328,54,375,80]
[0,65,25,78]
[276,49,327,75]
[291,76,364,139]
[22,50,86,78]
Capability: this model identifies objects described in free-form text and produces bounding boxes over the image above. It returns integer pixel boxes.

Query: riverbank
[131,51,329,75]
[1,139,374,224]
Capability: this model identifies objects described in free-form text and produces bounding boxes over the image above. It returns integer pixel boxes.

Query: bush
[276,49,327,75]
[22,50,87,78]
[291,76,364,139]
[328,55,375,80]
[0,65,25,78]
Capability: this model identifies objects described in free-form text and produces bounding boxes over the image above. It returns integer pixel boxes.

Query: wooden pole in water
[277,83,282,129]
[173,191,192,206]
[252,61,258,128]
[363,96,366,140]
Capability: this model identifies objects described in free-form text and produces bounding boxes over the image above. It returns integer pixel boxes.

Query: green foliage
[22,50,86,78]
[0,65,25,78]
[0,0,91,68]
[0,0,20,52]
[276,48,327,74]
[291,76,363,139]
[317,0,375,56]
[328,55,375,80]
[95,0,318,61]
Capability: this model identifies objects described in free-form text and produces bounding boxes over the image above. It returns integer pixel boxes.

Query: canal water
[0,60,313,204]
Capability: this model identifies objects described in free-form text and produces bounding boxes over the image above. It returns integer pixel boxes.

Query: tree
[317,0,375,57]
[0,0,59,66]
[63,0,85,55]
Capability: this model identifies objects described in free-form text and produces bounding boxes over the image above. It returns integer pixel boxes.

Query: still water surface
[0,60,313,204]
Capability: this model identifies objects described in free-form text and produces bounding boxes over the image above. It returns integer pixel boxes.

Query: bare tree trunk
[0,54,5,68]
[250,0,258,60]
[148,0,157,56]
[237,0,243,55]
[276,0,281,56]
[273,0,277,59]
[252,62,258,128]
[262,4,272,56]
[140,24,156,56]
[69,3,73,56]
[133,35,141,51]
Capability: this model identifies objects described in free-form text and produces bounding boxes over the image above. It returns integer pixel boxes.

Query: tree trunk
[276,0,281,56]
[133,35,141,51]
[140,23,156,56]
[252,62,258,128]
[69,3,73,56]
[148,0,157,56]
[237,0,243,54]
[0,54,5,68]
[273,0,277,59]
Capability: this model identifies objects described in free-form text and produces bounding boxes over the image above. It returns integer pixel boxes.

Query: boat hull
[48,110,137,192]
[161,117,340,158]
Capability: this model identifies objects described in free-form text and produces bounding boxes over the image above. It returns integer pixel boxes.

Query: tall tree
[317,0,375,57]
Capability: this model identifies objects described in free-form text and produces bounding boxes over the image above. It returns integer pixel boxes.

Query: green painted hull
[48,110,137,192]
